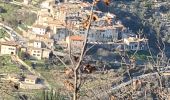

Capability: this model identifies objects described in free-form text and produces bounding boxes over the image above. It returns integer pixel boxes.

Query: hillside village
[0,0,170,100]
[1,0,148,60]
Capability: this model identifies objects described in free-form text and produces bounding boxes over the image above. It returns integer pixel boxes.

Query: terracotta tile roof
[70,35,84,41]
[29,39,41,43]
[28,46,42,50]
[32,24,47,29]
[36,34,49,39]
[0,41,18,46]
[91,26,116,30]
[25,75,38,80]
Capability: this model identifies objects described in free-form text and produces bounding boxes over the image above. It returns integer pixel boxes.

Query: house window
[33,54,36,56]
[37,54,40,56]
[9,48,15,50]
[128,46,131,49]
[34,51,36,53]
[135,44,137,47]
[37,51,40,53]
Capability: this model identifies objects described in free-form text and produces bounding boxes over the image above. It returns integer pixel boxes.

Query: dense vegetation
[0,28,10,38]
[0,1,37,29]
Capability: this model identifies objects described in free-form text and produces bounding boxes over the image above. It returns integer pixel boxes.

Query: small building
[88,26,119,43]
[66,35,84,53]
[42,49,51,58]
[32,24,48,35]
[20,47,27,52]
[123,37,148,51]
[19,82,45,89]
[28,40,42,48]
[19,74,45,89]
[27,47,42,60]
[24,75,39,84]
[0,41,18,55]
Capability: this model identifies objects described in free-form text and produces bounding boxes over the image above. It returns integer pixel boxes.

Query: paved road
[0,23,28,47]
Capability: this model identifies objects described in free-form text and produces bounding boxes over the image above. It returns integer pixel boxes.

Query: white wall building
[28,47,42,60]
[123,37,148,51]
[32,24,47,35]
[88,26,118,42]
[28,40,42,48]
[0,41,18,55]
[24,75,38,84]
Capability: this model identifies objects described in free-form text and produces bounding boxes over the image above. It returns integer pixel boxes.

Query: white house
[27,47,42,60]
[123,37,148,51]
[42,49,51,58]
[0,41,18,55]
[28,40,42,48]
[24,75,39,84]
[88,26,118,43]
[66,35,84,53]
[32,24,47,35]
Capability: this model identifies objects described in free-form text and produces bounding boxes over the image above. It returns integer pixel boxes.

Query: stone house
[66,35,84,53]
[19,74,45,89]
[123,37,148,51]
[32,24,48,35]
[0,41,18,55]
[28,40,42,48]
[27,47,42,60]
[24,75,39,84]
[42,49,51,59]
[88,26,118,43]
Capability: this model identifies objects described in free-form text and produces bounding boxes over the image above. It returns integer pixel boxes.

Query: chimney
[136,35,138,38]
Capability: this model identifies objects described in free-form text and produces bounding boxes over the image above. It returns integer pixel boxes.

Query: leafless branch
[73,1,95,100]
